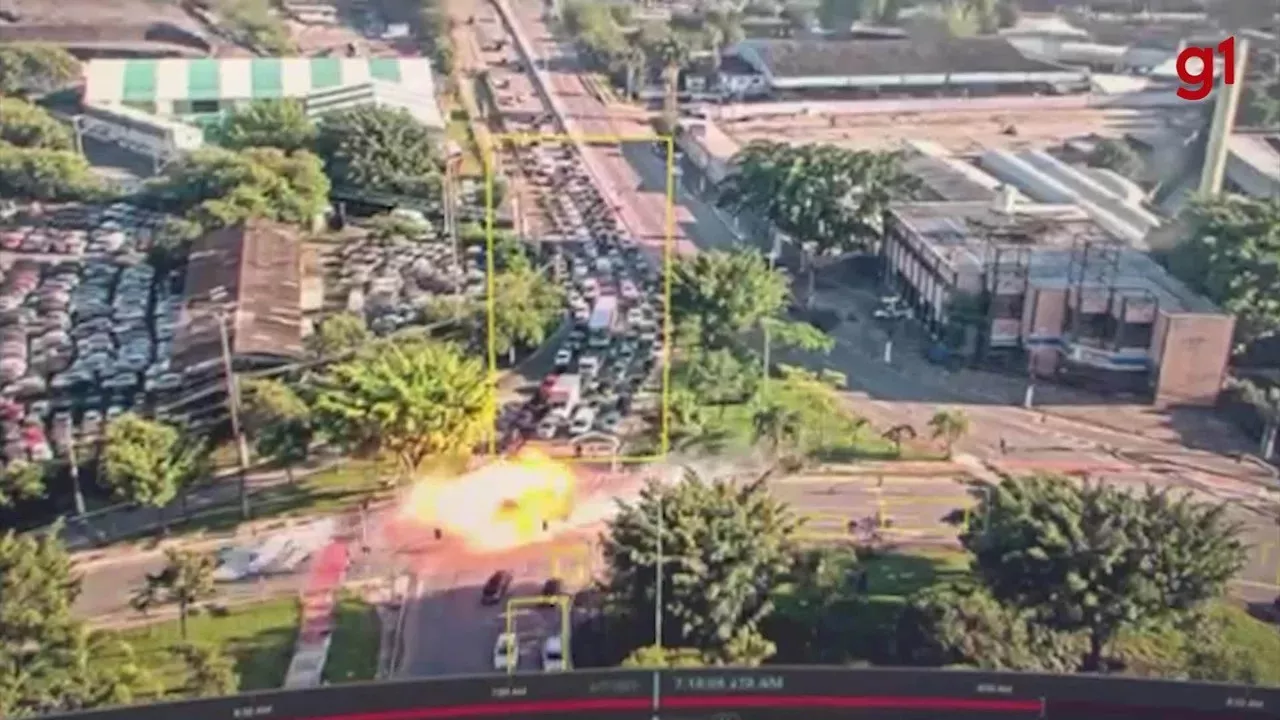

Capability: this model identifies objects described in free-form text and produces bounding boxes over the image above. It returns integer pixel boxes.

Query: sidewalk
[61,451,345,561]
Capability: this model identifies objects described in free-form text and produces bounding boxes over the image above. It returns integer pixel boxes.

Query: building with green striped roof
[82,57,442,130]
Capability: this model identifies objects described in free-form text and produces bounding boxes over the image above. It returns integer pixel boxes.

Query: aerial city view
[0,0,1278,718]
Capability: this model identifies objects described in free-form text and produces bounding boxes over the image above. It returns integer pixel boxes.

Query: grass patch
[98,596,300,697]
[1115,602,1280,685]
[157,461,386,541]
[322,591,382,684]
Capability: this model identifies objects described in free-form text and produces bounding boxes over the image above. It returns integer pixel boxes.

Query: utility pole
[654,489,664,649]
[213,297,252,521]
[445,153,463,313]
[64,428,85,517]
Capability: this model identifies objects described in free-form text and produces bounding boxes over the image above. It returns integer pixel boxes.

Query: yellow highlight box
[482,132,678,463]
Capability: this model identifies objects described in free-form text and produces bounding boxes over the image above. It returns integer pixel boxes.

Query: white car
[554,348,573,369]
[541,635,566,672]
[493,632,517,672]
[619,280,638,300]
[569,406,596,435]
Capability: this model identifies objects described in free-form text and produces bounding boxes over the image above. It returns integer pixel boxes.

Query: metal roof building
[82,57,442,128]
[721,37,1089,95]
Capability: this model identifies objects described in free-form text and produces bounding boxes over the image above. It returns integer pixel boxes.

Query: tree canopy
[601,470,799,665]
[0,99,100,202]
[0,44,79,96]
[147,146,330,233]
[314,106,442,197]
[0,528,149,716]
[484,263,565,364]
[102,414,207,517]
[1087,138,1144,178]
[959,474,1247,671]
[1168,195,1280,352]
[0,98,73,151]
[312,338,495,477]
[214,99,318,153]
[307,312,371,359]
[242,378,314,480]
[716,142,918,300]
[896,580,1083,671]
[131,549,218,641]
[0,461,47,508]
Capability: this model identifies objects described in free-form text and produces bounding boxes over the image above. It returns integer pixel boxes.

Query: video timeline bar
[38,668,1277,720]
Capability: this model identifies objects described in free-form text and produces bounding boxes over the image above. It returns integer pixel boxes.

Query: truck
[545,374,582,412]
[588,296,618,335]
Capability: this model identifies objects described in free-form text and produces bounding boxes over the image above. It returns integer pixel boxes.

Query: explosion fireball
[399,449,579,553]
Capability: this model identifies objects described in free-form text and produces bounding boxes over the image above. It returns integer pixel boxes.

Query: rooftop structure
[882,198,1231,405]
[174,219,306,372]
[719,37,1088,96]
[1225,132,1280,198]
[83,57,440,126]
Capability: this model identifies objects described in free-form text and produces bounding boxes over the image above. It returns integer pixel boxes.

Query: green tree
[307,311,371,359]
[927,408,969,457]
[621,645,707,667]
[0,528,150,717]
[148,146,330,233]
[242,378,314,482]
[0,461,46,507]
[102,414,207,530]
[752,402,804,455]
[643,31,694,136]
[1087,138,1143,178]
[313,339,495,478]
[130,549,218,641]
[0,44,79,96]
[219,0,296,54]
[896,580,1084,671]
[767,546,862,663]
[602,471,798,665]
[961,475,1248,672]
[0,98,73,150]
[679,348,760,411]
[0,144,101,201]
[1169,196,1280,352]
[717,142,918,302]
[314,106,443,197]
[484,264,565,365]
[214,99,317,152]
[671,249,790,350]
[175,643,239,698]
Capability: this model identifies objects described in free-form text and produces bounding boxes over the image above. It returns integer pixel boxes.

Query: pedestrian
[999,437,1007,454]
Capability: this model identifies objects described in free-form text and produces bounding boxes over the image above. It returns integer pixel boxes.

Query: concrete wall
[1152,311,1235,406]
[1023,287,1068,341]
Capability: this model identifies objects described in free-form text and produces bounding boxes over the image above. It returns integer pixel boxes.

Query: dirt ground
[720,108,1174,154]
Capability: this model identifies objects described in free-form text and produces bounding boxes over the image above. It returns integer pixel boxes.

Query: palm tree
[752,403,804,455]
[927,409,970,458]
[881,423,916,455]
[132,549,218,641]
[645,32,691,134]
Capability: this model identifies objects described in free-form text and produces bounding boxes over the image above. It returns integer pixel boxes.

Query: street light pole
[215,305,252,521]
